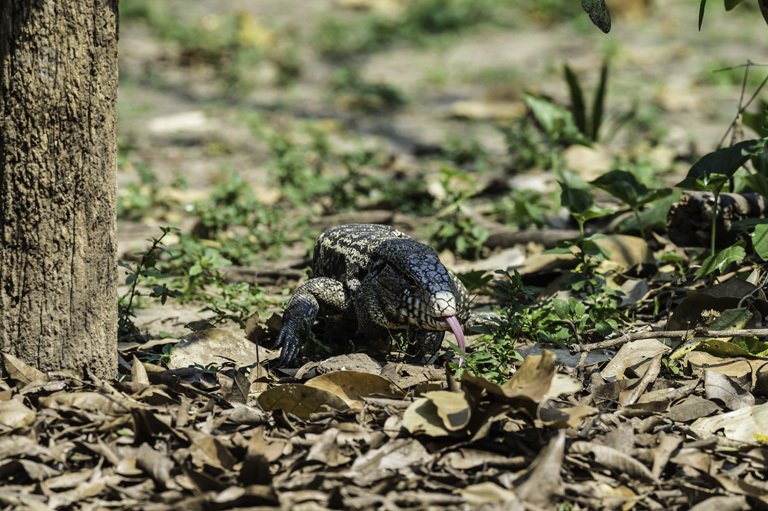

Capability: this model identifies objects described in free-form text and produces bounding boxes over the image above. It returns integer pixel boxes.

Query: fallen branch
[570,328,768,355]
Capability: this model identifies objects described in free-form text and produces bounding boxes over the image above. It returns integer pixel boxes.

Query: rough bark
[0,1,119,378]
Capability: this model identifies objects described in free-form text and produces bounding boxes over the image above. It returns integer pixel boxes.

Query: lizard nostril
[431,291,457,317]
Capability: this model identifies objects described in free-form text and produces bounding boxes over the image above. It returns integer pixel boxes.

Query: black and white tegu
[275,224,489,366]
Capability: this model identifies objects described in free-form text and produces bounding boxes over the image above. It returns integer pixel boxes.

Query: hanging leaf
[760,0,768,26]
[590,170,672,209]
[698,0,708,30]
[676,139,766,192]
[581,0,611,33]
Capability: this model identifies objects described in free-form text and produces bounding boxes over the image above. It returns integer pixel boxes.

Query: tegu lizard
[275,224,482,365]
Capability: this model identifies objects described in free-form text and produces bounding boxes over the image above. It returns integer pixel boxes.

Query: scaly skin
[275,224,478,365]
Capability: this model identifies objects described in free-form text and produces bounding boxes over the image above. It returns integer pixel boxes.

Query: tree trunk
[0,1,119,378]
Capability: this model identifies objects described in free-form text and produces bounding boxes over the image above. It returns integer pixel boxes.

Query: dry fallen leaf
[305,370,404,408]
[690,402,768,444]
[257,383,350,419]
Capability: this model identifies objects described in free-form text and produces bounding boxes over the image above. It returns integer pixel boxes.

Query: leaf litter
[4,324,768,511]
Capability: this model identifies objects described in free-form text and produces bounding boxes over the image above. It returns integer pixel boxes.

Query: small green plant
[676,138,767,260]
[697,0,768,30]
[490,189,550,229]
[563,60,609,142]
[163,235,271,328]
[331,67,407,113]
[118,227,181,342]
[590,169,672,239]
[558,179,614,238]
[502,61,611,175]
[316,0,503,60]
[428,168,489,260]
[188,172,292,263]
[120,2,269,95]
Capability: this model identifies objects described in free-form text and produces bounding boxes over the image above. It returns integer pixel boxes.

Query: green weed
[118,227,181,342]
[316,0,503,60]
[428,168,489,260]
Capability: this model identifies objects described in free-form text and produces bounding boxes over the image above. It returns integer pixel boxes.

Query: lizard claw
[274,321,302,366]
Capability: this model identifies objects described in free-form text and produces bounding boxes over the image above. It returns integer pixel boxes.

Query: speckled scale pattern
[275,224,473,365]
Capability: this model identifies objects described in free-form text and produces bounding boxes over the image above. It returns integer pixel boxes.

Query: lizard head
[375,239,467,347]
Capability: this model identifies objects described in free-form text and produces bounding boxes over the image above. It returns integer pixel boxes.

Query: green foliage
[552,236,627,340]
[428,168,489,260]
[750,223,768,261]
[330,67,407,113]
[490,189,550,229]
[264,125,432,214]
[500,118,556,171]
[563,60,609,141]
[119,227,181,342]
[466,241,628,381]
[119,2,278,94]
[525,94,592,149]
[119,223,272,335]
[316,0,502,60]
[187,172,292,263]
[695,242,747,279]
[117,142,182,221]
[590,169,672,238]
[677,138,767,255]
[559,180,614,237]
[698,0,768,29]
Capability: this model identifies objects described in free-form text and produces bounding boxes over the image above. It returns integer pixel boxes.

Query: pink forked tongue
[444,316,466,367]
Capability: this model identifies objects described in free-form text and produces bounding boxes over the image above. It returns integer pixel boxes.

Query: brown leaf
[402,397,452,437]
[185,429,237,470]
[688,495,750,511]
[136,442,176,490]
[651,432,683,480]
[570,441,657,482]
[422,390,471,431]
[703,370,754,411]
[349,438,431,486]
[0,398,36,430]
[690,403,768,444]
[257,383,350,419]
[457,481,522,508]
[306,428,351,467]
[619,354,663,406]
[305,370,404,409]
[539,404,598,428]
[131,355,150,385]
[514,430,566,506]
[666,395,721,423]
[1,352,46,386]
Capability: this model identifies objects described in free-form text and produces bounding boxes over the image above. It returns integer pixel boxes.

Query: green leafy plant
[490,189,550,229]
[590,169,672,239]
[698,0,768,30]
[188,172,292,263]
[563,60,609,142]
[428,168,489,260]
[118,227,181,342]
[163,235,271,328]
[676,138,767,258]
[330,66,407,113]
[558,180,614,238]
[316,0,502,60]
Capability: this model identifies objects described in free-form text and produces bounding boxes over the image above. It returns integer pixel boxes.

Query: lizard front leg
[275,277,352,365]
